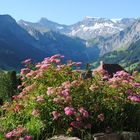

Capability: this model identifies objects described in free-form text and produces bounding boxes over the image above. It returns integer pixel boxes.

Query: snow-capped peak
[111,18,122,23]
[84,16,102,20]
[19,17,137,40]
[84,16,93,19]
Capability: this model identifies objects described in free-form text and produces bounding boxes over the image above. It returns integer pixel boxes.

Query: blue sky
[0,0,140,25]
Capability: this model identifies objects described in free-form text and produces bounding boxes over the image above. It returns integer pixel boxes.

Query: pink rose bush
[0,54,140,139]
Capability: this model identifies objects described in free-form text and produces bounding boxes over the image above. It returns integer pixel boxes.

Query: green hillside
[93,39,140,72]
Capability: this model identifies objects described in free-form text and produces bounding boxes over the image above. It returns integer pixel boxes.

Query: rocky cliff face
[94,20,140,55]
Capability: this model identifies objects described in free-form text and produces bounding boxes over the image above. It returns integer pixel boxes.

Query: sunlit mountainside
[0,14,140,71]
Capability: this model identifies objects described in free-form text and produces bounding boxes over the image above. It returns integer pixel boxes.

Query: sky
[0,0,140,25]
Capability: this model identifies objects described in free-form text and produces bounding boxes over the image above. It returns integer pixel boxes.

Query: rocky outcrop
[48,132,140,140]
[48,135,80,140]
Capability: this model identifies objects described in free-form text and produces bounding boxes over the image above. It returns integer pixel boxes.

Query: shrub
[0,54,140,140]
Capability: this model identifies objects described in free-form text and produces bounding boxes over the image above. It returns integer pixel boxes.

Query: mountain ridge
[92,19,140,55]
[19,17,137,40]
[0,14,99,70]
[19,16,140,56]
[0,14,140,70]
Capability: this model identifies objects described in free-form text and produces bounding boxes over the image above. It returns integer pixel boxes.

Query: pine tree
[0,70,18,101]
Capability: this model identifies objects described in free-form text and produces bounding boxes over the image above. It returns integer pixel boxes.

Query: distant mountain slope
[0,15,100,70]
[67,17,136,40]
[19,24,99,63]
[92,19,140,55]
[19,18,69,33]
[19,17,139,57]
[0,15,140,70]
[0,15,46,70]
[93,39,140,71]
[19,17,136,40]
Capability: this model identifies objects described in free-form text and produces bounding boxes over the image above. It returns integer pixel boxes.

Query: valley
[0,14,140,71]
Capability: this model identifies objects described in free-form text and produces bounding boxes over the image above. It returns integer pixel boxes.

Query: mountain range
[0,14,140,70]
[19,16,140,55]
[19,17,136,40]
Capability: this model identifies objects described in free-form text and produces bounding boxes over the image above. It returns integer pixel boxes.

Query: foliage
[0,55,140,140]
[0,70,18,101]
[93,39,140,72]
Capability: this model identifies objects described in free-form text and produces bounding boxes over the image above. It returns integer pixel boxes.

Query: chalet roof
[93,61,125,77]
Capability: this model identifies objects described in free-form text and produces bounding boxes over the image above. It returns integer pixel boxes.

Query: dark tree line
[0,70,20,105]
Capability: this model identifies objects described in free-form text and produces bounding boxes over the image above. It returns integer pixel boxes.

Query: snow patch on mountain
[19,17,137,40]
[111,18,122,23]
[57,26,64,29]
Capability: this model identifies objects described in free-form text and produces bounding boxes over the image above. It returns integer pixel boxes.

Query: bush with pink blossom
[0,54,140,139]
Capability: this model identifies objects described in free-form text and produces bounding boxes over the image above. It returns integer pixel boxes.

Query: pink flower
[85,123,92,129]
[76,116,82,121]
[44,57,50,61]
[36,95,45,103]
[128,95,140,102]
[60,89,69,97]
[102,76,109,81]
[50,54,61,59]
[34,72,43,79]
[131,82,140,87]
[32,109,40,117]
[22,82,27,87]
[127,89,132,94]
[133,71,139,76]
[65,96,72,103]
[98,113,105,121]
[50,57,61,63]
[22,59,32,65]
[35,63,42,68]
[40,64,51,70]
[13,104,23,112]
[122,80,129,83]
[17,85,23,90]
[76,62,82,66]
[24,135,32,140]
[5,128,22,138]
[16,125,25,133]
[12,95,18,101]
[62,81,71,89]
[20,68,30,75]
[70,121,81,128]
[56,65,62,71]
[114,71,130,78]
[79,107,89,118]
[53,98,61,104]
[64,107,75,116]
[52,111,61,120]
[89,84,98,91]
[5,131,13,138]
[71,80,80,86]
[47,87,55,96]
[21,77,25,81]
[24,84,36,92]
[26,71,36,77]
[60,55,65,58]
